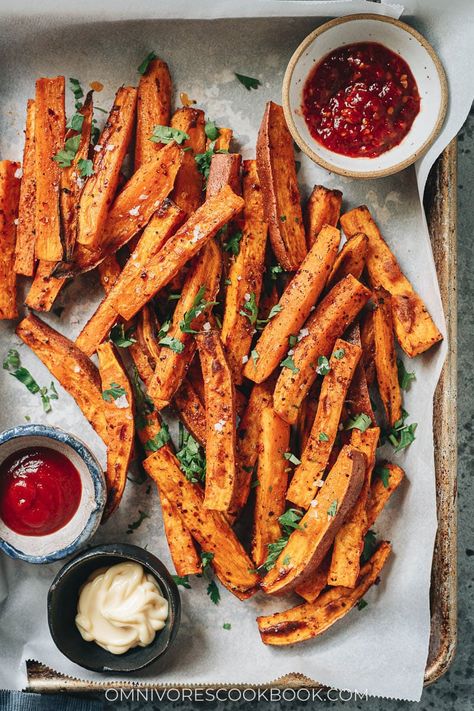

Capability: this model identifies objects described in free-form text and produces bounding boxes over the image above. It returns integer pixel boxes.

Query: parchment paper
[0,0,472,701]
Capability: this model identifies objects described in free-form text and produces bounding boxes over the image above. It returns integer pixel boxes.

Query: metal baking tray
[24,139,458,695]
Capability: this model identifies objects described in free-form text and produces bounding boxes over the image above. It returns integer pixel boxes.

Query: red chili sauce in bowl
[0,447,82,536]
[302,42,420,158]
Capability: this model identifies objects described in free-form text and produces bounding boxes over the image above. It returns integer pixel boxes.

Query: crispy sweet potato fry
[257,102,306,271]
[257,542,391,645]
[252,407,290,567]
[143,447,260,599]
[77,86,137,249]
[115,185,244,321]
[34,77,65,262]
[287,339,362,508]
[137,305,161,363]
[329,427,380,587]
[206,153,242,199]
[14,100,36,276]
[98,255,121,294]
[341,205,443,357]
[173,379,206,447]
[360,308,376,385]
[97,342,134,520]
[171,107,205,215]
[274,274,371,425]
[326,232,368,289]
[366,463,405,529]
[149,240,221,409]
[61,91,93,260]
[296,387,319,456]
[244,224,340,384]
[75,200,185,355]
[232,379,275,514]
[0,161,21,319]
[196,330,237,512]
[373,287,402,427]
[261,445,365,595]
[135,58,172,169]
[16,314,108,442]
[25,261,66,312]
[344,322,376,423]
[305,185,342,248]
[221,160,268,383]
[294,554,330,603]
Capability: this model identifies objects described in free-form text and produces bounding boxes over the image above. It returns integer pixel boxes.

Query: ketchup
[0,447,82,536]
[302,42,420,158]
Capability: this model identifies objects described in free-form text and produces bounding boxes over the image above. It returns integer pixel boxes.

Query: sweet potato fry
[328,427,380,587]
[341,205,443,357]
[173,379,206,447]
[206,153,242,199]
[326,232,368,289]
[16,314,108,442]
[34,77,65,262]
[373,287,402,426]
[14,100,36,276]
[366,463,405,529]
[24,261,66,312]
[244,224,340,384]
[196,330,237,512]
[360,308,376,385]
[256,102,306,271]
[75,200,185,355]
[221,160,268,383]
[257,542,391,645]
[295,554,330,603]
[136,305,161,363]
[115,185,244,321]
[60,91,93,260]
[252,407,290,567]
[274,274,371,425]
[207,127,233,151]
[305,185,342,248]
[149,240,221,409]
[0,161,21,319]
[97,342,134,520]
[171,107,205,215]
[98,255,121,294]
[77,86,137,249]
[287,339,362,508]
[344,322,375,423]
[143,447,260,599]
[296,387,319,456]
[232,379,275,514]
[135,58,172,169]
[261,445,365,595]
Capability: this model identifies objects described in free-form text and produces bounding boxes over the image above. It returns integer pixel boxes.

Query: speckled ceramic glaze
[0,424,106,563]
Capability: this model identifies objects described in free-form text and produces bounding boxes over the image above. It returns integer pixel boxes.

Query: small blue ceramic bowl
[0,424,106,564]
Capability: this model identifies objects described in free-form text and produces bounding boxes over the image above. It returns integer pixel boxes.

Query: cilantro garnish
[126,510,149,534]
[130,366,155,430]
[357,598,368,611]
[279,508,304,534]
[258,508,303,573]
[66,113,84,132]
[384,409,417,453]
[180,286,217,334]
[222,230,243,255]
[360,530,377,564]
[207,580,221,605]
[280,354,299,373]
[110,323,136,348]
[176,423,206,483]
[374,464,391,488]
[172,575,192,589]
[327,500,338,517]
[251,349,259,365]
[53,134,81,168]
[137,51,157,75]
[284,452,301,466]
[333,348,346,360]
[102,382,126,402]
[201,551,215,571]
[3,349,58,413]
[319,432,329,442]
[204,120,220,141]
[150,125,189,145]
[397,358,416,391]
[69,78,84,110]
[239,292,258,325]
[316,355,330,376]
[235,73,261,91]
[345,412,372,433]
[223,622,232,630]
[144,422,170,452]
[77,158,94,178]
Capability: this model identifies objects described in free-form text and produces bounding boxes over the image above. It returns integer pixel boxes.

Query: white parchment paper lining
[0,0,472,701]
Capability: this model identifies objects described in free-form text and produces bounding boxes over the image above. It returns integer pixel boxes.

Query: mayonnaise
[75,561,169,655]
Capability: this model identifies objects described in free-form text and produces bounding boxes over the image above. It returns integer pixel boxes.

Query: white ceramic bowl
[0,425,106,563]
[282,14,448,178]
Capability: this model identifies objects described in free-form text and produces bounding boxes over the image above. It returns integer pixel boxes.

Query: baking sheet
[0,0,471,702]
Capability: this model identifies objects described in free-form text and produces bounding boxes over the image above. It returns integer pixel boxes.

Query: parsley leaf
[126,510,149,534]
[223,622,232,630]
[53,134,81,168]
[144,422,170,452]
[319,432,329,442]
[180,286,217,334]
[201,551,215,572]
[150,125,189,145]
[195,140,228,183]
[222,230,243,255]
[239,292,258,325]
[251,349,259,365]
[3,349,20,370]
[207,580,221,605]
[316,355,330,376]
[357,598,368,611]
[172,575,191,589]
[397,358,416,391]
[130,366,155,429]
[137,51,157,75]
[327,500,338,517]
[235,73,261,91]
[284,451,301,466]
[360,530,377,564]
[374,464,391,488]
[383,409,417,452]
[176,423,206,483]
[110,323,137,348]
[279,508,304,535]
[333,348,345,360]
[66,113,84,132]
[262,537,289,571]
[345,412,372,432]
[69,78,84,110]
[102,382,126,402]
[77,158,94,178]
[159,335,185,353]
[280,355,299,373]
[3,349,58,412]
[204,120,220,141]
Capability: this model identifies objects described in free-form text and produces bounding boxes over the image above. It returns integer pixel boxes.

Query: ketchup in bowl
[0,447,82,536]
[302,42,420,158]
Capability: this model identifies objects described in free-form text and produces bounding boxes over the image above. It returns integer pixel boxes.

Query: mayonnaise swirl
[75,561,169,654]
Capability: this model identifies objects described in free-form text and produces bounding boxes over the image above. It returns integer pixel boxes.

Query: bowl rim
[282,13,448,179]
[47,542,181,673]
[0,424,106,564]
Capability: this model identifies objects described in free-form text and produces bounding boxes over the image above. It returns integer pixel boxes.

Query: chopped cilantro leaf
[144,422,170,452]
[280,355,299,373]
[172,575,191,589]
[284,452,301,466]
[397,358,416,391]
[207,580,220,605]
[234,73,261,91]
[137,51,158,75]
[150,125,189,145]
[345,412,372,433]
[316,355,330,376]
[102,382,126,402]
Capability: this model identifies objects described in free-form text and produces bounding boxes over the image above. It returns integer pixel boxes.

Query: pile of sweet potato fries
[0,56,443,645]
